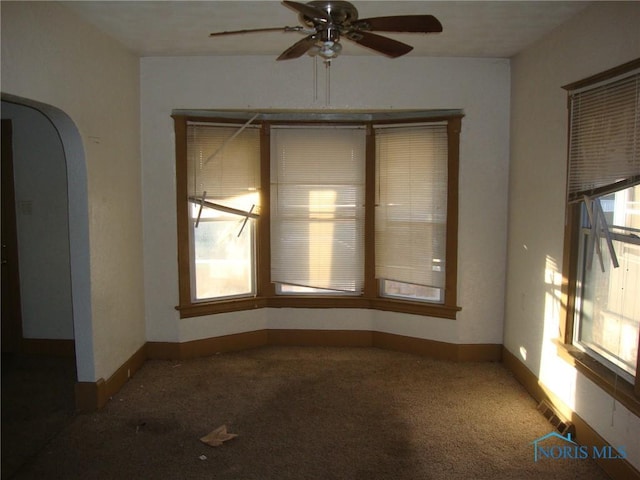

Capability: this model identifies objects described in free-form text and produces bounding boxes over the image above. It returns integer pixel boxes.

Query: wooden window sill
[554,339,640,418]
[177,296,461,320]
[176,297,267,318]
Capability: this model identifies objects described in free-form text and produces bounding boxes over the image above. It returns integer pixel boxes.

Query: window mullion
[173,115,193,309]
[445,117,461,308]
[258,123,274,297]
[364,124,377,297]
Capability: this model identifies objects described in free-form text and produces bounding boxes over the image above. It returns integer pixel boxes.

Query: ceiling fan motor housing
[303,1,359,27]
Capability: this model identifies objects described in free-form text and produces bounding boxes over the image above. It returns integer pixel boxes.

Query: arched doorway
[1,94,95,476]
[1,94,94,382]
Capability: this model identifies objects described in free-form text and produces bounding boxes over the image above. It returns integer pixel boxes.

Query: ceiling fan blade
[210,26,302,37]
[346,31,413,58]
[351,15,443,33]
[282,1,331,23]
[277,34,318,60]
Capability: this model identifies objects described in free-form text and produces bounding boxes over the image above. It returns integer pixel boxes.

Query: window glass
[380,280,442,303]
[574,184,640,379]
[191,213,255,299]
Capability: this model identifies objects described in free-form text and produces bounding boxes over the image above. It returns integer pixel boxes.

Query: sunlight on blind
[375,124,448,289]
[270,126,366,292]
[568,69,640,202]
[187,123,261,213]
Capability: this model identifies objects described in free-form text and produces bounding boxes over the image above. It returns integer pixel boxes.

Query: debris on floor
[199,424,238,447]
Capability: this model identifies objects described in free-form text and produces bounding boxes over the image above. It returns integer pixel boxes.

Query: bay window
[174,112,462,319]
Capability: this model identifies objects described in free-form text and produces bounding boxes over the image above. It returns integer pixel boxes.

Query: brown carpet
[4,346,610,479]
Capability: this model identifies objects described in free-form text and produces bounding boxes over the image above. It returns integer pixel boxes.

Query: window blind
[186,123,260,301]
[187,123,260,212]
[375,124,448,289]
[567,69,640,203]
[270,126,366,292]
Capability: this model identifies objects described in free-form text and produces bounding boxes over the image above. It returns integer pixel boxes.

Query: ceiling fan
[209,0,443,64]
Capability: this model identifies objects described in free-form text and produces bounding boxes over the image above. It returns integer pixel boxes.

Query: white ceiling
[62,1,592,59]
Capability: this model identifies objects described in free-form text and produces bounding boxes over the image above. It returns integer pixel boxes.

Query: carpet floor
[4,346,610,479]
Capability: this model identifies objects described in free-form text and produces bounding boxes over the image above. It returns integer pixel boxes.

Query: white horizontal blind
[568,69,640,202]
[270,126,366,292]
[187,123,260,210]
[375,124,448,289]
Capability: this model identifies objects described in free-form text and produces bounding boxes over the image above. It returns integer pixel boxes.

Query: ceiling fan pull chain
[313,56,318,102]
[325,59,331,106]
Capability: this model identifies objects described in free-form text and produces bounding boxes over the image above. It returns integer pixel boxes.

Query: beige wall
[1,1,145,382]
[505,1,640,469]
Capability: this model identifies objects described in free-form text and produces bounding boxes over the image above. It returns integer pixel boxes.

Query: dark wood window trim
[558,59,640,410]
[559,204,640,414]
[174,112,463,320]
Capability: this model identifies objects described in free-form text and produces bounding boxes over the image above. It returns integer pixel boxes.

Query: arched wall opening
[1,93,95,382]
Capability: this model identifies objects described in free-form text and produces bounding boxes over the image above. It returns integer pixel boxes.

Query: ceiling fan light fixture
[318,40,342,59]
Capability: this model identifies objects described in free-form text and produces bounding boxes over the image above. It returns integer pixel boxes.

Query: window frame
[186,121,262,302]
[173,112,463,320]
[374,122,450,304]
[269,124,367,295]
[559,59,640,413]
